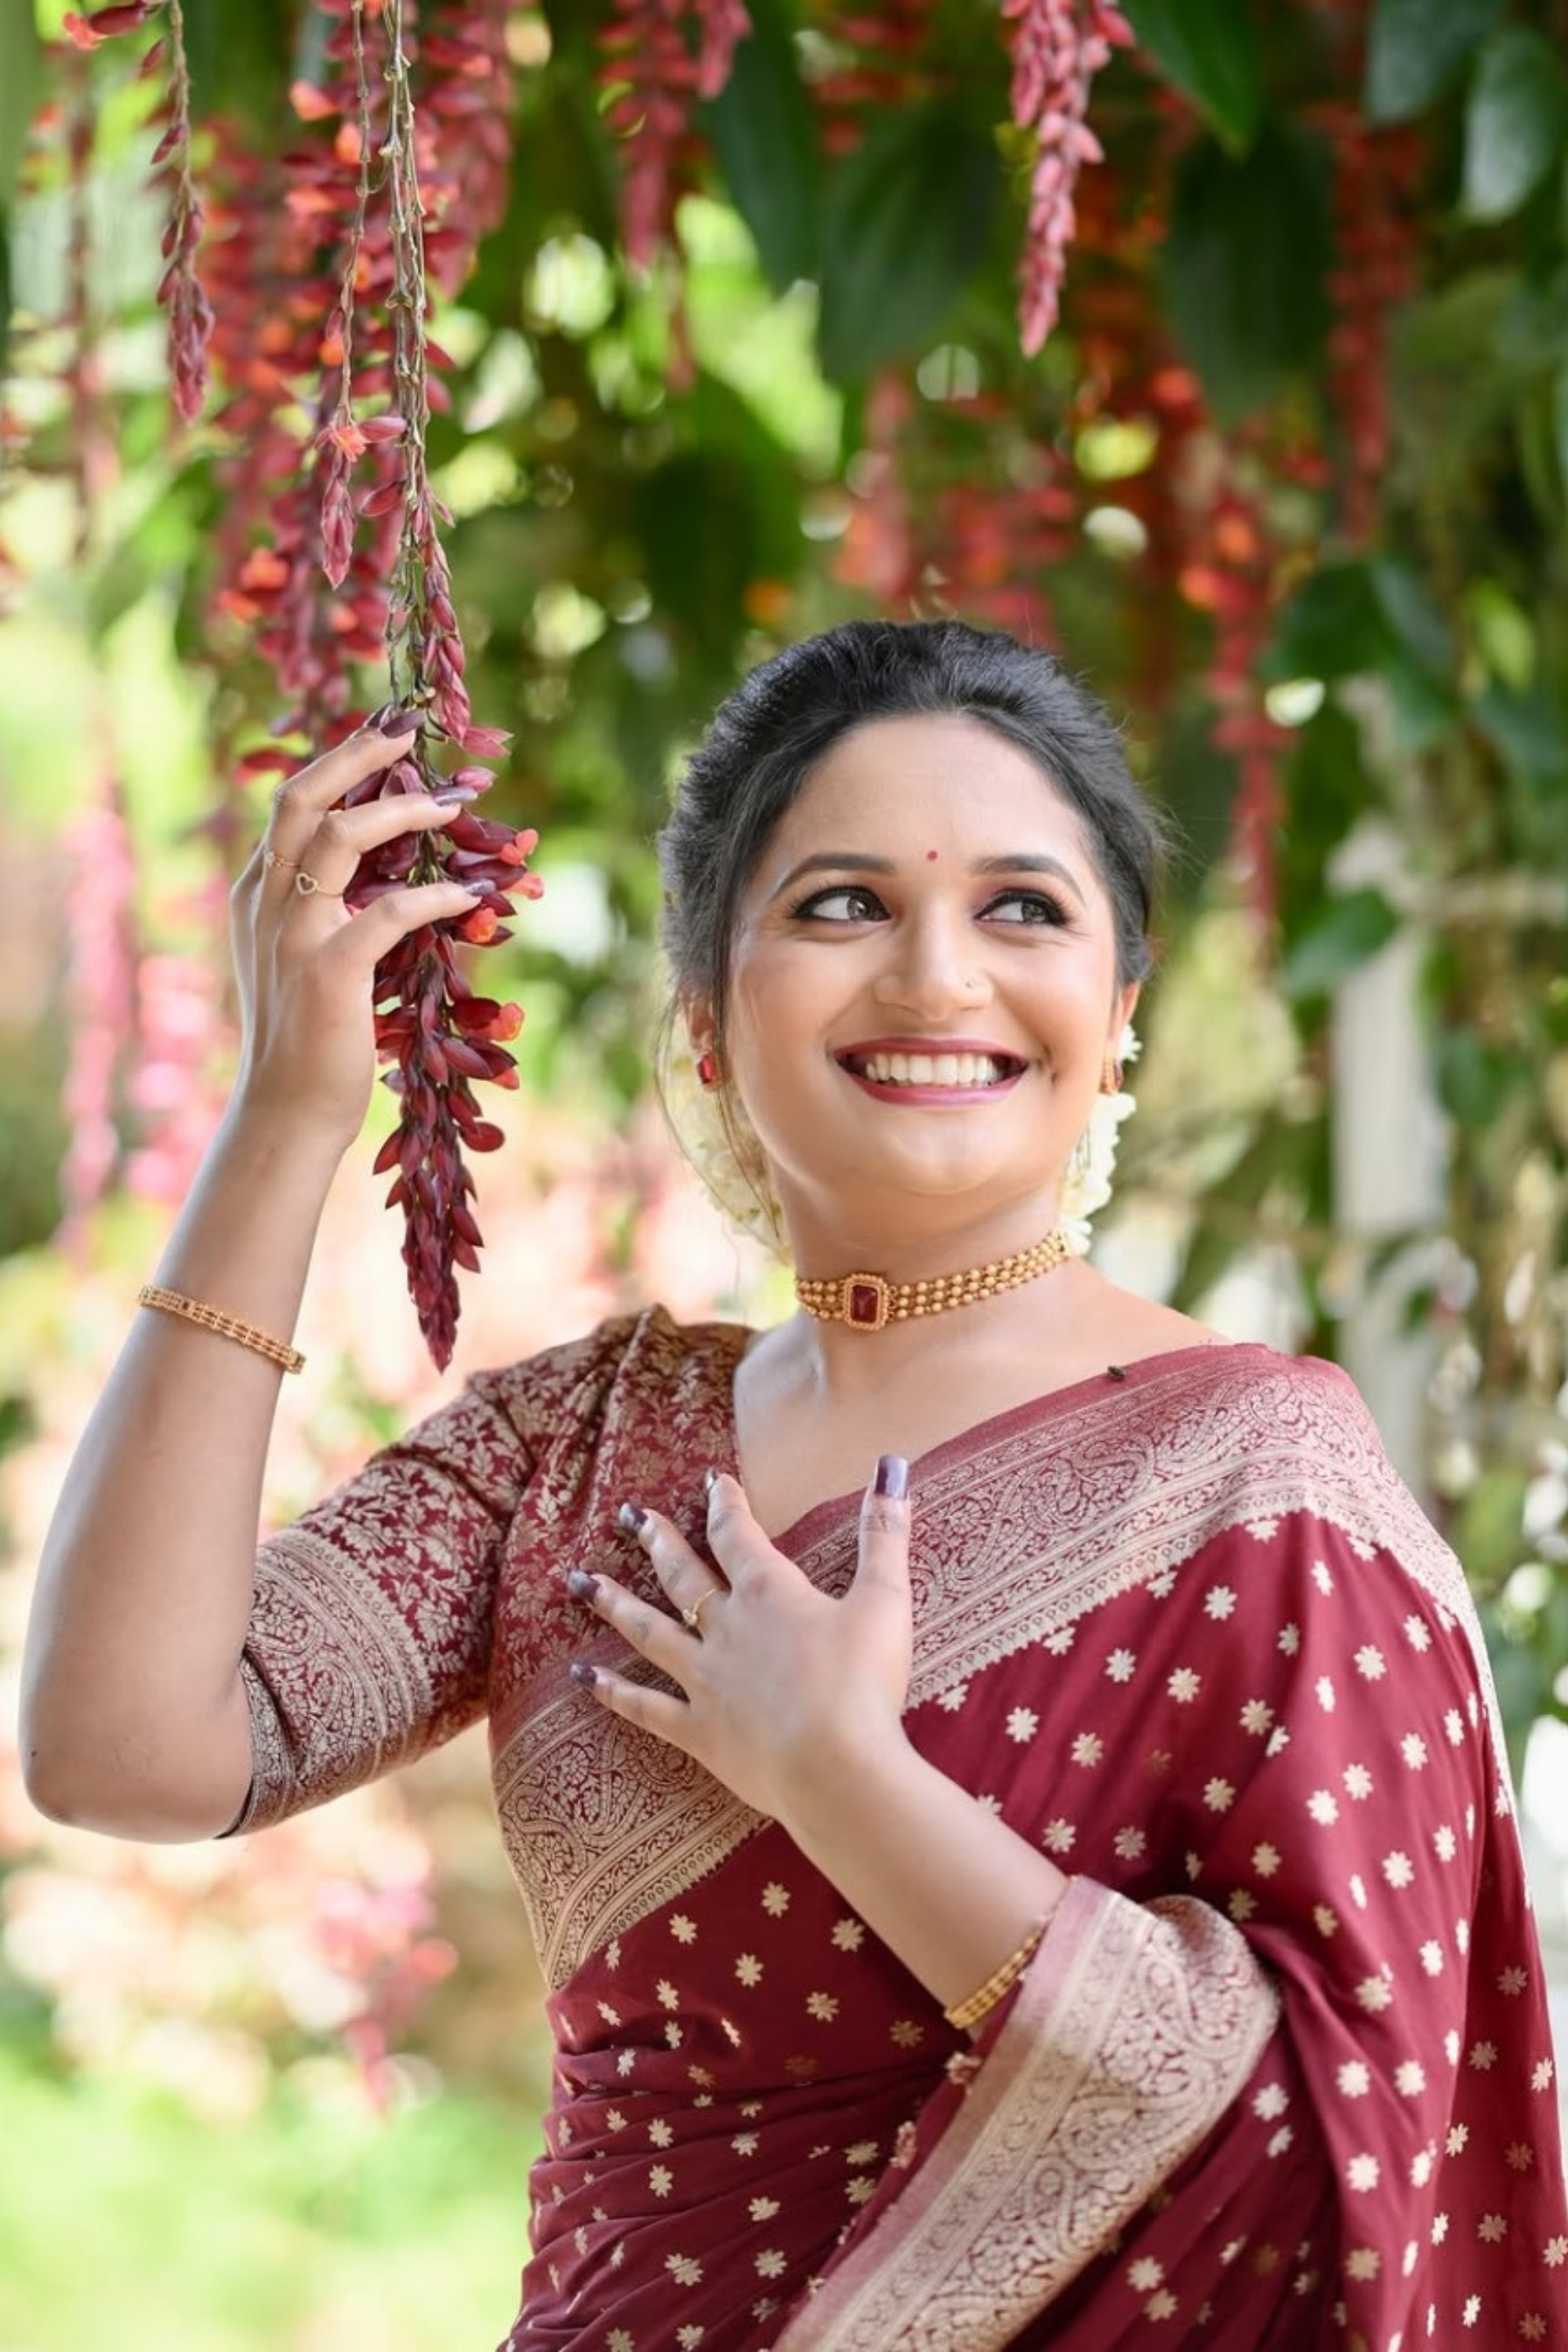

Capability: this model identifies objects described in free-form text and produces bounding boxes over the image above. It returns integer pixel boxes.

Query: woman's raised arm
[20,717,485,1841]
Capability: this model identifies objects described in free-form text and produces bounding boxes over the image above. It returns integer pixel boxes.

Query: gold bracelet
[137,1285,305,1375]
[944,1917,1049,2034]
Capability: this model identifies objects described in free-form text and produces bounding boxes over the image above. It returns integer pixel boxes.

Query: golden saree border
[773,1881,1279,2350]
[231,1526,439,1832]
[493,1667,761,1987]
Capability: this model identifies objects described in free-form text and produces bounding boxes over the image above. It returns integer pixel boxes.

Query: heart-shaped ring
[294,869,343,898]
[681,1591,720,1637]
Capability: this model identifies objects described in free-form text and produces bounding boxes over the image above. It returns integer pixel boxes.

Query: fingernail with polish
[873,1454,909,1501]
[617,1501,648,1535]
[566,1570,600,1601]
[433,785,479,804]
[568,1660,597,1688]
[377,704,423,736]
[703,1467,721,1496]
[364,700,394,730]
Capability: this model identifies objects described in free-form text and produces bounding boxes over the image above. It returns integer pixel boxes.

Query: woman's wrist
[221,1082,361,1179]
[775,1719,1069,2017]
[144,1097,347,1320]
[771,1707,915,1852]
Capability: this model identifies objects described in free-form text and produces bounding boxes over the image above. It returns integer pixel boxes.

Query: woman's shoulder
[1109,1323,1395,1490]
[468,1301,752,1442]
[1130,1334,1472,1605]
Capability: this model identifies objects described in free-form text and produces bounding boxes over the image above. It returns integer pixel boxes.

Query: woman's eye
[792,885,887,923]
[982,889,1069,926]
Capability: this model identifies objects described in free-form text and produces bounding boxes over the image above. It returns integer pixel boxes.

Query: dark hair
[658,617,1163,1034]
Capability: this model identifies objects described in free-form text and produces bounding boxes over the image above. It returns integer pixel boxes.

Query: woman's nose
[871,919,989,1017]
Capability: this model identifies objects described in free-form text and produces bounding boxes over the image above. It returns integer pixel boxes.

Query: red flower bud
[63,2,160,50]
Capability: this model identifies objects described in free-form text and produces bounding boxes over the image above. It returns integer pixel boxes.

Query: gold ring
[681,1591,719,1636]
[294,869,343,898]
[263,850,300,873]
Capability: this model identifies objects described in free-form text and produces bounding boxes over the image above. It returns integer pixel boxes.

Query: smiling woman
[20,619,1568,2350]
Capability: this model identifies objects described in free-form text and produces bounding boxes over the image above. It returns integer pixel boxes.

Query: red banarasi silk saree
[231,1308,1568,2349]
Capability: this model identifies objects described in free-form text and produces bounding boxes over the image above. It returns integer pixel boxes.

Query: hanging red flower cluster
[596,0,751,267]
[1323,115,1424,546]
[52,0,539,1367]
[1179,432,1331,927]
[808,2,934,157]
[1003,0,1134,357]
[64,2,213,422]
[837,372,1079,641]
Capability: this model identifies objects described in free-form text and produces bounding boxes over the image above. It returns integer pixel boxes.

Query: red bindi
[926,848,938,862]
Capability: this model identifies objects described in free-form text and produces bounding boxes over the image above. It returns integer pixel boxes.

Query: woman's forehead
[761,712,1095,862]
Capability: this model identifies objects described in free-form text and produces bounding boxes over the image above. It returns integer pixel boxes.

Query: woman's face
[702,713,1139,1247]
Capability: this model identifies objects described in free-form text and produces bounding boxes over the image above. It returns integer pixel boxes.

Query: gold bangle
[137,1285,305,1375]
[944,1917,1049,2034]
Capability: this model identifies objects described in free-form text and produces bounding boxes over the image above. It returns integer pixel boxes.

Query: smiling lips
[837,1040,1027,1096]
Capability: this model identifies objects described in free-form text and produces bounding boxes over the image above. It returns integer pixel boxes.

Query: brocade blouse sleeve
[226,1367,535,1835]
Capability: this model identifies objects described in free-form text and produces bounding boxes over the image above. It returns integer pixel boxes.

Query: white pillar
[1327,820,1446,1494]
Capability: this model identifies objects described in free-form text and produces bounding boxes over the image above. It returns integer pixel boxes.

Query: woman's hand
[566,1461,915,1829]
[229,713,485,1149]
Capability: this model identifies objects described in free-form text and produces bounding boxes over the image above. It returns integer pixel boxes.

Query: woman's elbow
[18,1711,250,1843]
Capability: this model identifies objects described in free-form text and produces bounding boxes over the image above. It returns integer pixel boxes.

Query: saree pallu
[230,1308,1568,2350]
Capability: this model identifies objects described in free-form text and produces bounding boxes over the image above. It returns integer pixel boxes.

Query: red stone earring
[696,1048,721,1091]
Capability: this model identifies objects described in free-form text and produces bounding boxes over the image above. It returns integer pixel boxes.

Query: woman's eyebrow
[768,852,898,902]
[767,849,1087,906]
[972,853,1086,906]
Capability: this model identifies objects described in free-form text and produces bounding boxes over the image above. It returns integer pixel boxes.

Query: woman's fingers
[234,717,425,914]
[602,1508,729,1639]
[855,1456,913,1604]
[702,1472,786,1593]
[267,711,421,848]
[565,1567,696,1680]
[274,789,468,906]
[845,1455,916,1704]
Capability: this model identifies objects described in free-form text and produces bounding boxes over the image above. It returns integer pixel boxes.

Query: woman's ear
[1113,979,1140,1041]
[683,993,717,1060]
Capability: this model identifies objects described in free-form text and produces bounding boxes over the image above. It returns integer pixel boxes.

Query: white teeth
[858,1051,1011,1087]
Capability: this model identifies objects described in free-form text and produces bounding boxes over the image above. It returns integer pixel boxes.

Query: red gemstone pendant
[846,1276,890,1330]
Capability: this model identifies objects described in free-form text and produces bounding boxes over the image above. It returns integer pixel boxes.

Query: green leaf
[1369,557,1455,681]
[702,0,822,293]
[1120,0,1262,153]
[1265,563,1387,681]
[1279,702,1376,931]
[1163,124,1331,421]
[1555,364,1568,495]
[1364,0,1504,125]
[0,0,43,214]
[1473,684,1568,790]
[816,106,999,383]
[1461,27,1568,223]
[1279,887,1400,1000]
[178,0,292,126]
[1381,655,1458,754]
[1498,263,1568,372]
[1435,1030,1520,1127]
[1472,684,1568,858]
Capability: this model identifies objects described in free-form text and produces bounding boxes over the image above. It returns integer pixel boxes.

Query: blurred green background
[2,0,1567,2343]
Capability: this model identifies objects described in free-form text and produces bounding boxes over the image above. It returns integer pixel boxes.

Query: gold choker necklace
[794,1229,1071,1332]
